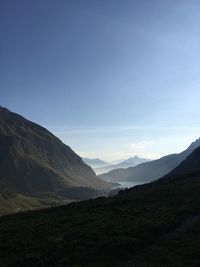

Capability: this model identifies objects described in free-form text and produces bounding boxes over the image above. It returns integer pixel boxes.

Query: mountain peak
[130,156,141,160]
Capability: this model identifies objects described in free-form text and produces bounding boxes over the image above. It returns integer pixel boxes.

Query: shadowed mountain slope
[159,146,200,182]
[0,107,108,211]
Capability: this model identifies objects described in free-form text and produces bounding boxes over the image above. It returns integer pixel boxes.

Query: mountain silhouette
[161,146,200,181]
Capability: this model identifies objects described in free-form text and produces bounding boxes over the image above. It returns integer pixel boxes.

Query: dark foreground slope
[100,138,200,183]
[1,148,200,266]
[0,107,108,214]
[164,146,200,178]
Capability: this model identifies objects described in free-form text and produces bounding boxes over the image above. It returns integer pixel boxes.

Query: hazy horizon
[1,0,200,161]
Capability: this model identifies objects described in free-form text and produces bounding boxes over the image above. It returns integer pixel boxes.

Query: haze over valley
[82,156,151,174]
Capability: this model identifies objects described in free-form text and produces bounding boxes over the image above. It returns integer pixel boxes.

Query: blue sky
[1,0,200,161]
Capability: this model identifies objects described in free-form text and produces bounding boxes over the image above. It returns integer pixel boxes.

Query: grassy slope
[0,172,200,267]
[0,194,72,216]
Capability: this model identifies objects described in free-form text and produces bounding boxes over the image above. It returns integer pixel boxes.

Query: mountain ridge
[93,156,151,174]
[100,138,200,182]
[0,107,109,213]
[162,146,200,180]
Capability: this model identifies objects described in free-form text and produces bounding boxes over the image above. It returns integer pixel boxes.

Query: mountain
[1,143,200,267]
[0,107,109,213]
[100,138,200,182]
[162,146,200,180]
[94,156,151,174]
[82,157,109,168]
[118,156,151,166]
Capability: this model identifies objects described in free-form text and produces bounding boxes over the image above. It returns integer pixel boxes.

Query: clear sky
[1,0,200,161]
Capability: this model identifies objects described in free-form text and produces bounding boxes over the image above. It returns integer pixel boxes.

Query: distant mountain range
[82,157,109,168]
[84,156,151,174]
[0,107,109,214]
[100,138,200,183]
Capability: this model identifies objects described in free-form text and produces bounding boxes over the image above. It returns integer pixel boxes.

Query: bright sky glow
[1,0,200,161]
